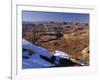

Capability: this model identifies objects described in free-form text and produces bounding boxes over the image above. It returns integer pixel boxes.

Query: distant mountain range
[22,21,88,25]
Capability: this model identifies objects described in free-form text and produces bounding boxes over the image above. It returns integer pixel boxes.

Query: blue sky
[22,11,89,23]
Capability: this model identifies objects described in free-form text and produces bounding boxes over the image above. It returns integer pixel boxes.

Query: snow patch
[54,50,70,59]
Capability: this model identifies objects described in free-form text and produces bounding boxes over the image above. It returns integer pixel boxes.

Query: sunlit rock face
[81,47,89,65]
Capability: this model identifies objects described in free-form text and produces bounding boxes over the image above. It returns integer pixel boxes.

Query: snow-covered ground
[22,39,55,69]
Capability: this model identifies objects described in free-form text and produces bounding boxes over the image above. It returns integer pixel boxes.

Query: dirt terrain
[23,22,89,66]
[40,24,89,65]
